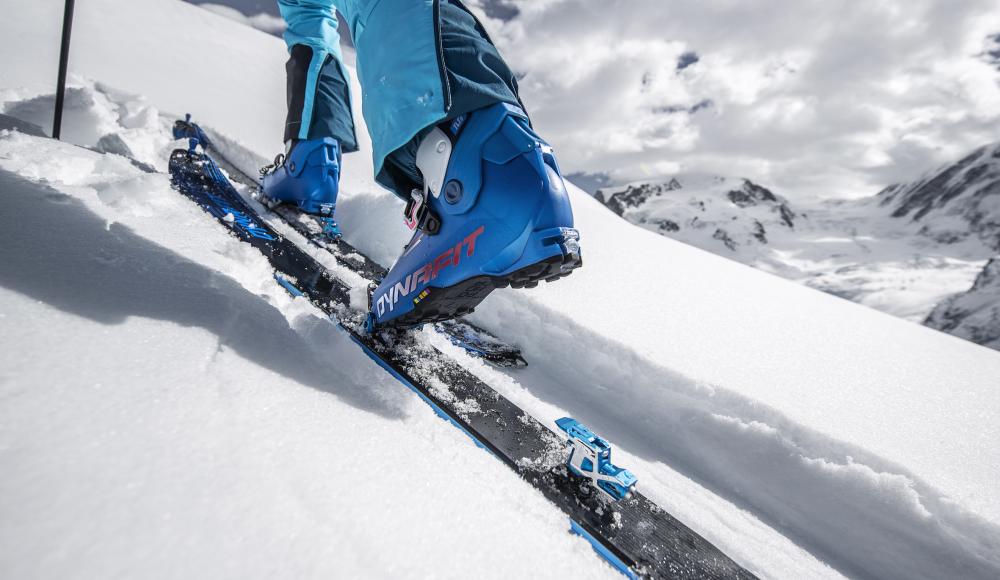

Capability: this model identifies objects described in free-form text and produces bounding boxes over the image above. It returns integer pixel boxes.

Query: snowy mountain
[2,0,1000,579]
[926,256,1000,350]
[594,147,1000,350]
[882,142,1000,348]
[595,176,799,256]
[878,142,1000,251]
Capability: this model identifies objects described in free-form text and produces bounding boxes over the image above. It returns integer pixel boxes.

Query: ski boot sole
[383,248,582,328]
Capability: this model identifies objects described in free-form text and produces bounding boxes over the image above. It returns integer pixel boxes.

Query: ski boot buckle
[403,189,441,235]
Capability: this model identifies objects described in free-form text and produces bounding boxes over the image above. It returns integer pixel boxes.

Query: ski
[434,319,527,368]
[167,140,756,579]
[172,117,527,368]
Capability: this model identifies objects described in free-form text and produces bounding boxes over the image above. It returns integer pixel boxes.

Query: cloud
[467,0,1000,198]
[199,3,286,36]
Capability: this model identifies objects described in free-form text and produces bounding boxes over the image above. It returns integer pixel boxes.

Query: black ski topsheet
[168,145,756,579]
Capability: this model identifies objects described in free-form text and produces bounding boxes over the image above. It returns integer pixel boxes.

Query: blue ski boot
[260,137,343,239]
[367,103,582,330]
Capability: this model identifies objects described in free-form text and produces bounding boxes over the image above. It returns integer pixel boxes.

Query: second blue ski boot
[367,103,582,330]
[260,137,342,238]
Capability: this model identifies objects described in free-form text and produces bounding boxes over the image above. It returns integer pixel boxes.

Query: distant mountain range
[593,143,1000,352]
[876,143,1000,251]
[595,176,799,255]
[926,257,1000,350]
[881,143,1000,350]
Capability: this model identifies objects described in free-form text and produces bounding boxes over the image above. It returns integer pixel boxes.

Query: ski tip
[172,115,212,150]
[506,354,528,368]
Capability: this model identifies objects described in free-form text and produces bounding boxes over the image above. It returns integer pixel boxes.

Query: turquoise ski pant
[277,0,523,195]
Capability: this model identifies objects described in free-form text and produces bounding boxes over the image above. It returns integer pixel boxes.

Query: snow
[449,222,1000,579]
[494,189,1000,524]
[0,132,609,580]
[2,0,1000,578]
[197,3,287,36]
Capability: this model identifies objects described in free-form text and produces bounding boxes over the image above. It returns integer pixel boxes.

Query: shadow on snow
[0,168,403,420]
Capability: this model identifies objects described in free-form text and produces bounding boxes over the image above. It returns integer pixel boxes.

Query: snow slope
[0,2,613,579]
[0,133,612,579]
[3,0,1000,579]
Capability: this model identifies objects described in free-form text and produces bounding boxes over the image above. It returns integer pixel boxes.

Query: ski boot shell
[261,137,342,218]
[369,103,582,329]
[556,417,637,501]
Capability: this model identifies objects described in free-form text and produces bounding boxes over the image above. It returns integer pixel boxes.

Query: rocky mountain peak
[877,142,1000,250]
[726,179,797,228]
[925,256,1000,350]
[593,175,800,255]
[595,178,683,216]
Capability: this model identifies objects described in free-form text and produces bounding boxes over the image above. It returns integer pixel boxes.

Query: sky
[188,0,1000,199]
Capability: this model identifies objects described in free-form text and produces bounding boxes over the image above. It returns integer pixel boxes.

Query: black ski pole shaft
[53,0,76,140]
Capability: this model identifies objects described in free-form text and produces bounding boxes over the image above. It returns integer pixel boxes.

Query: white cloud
[469,0,1000,198]
[199,4,286,36]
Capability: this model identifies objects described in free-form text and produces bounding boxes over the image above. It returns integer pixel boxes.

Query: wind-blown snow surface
[3,1,1000,579]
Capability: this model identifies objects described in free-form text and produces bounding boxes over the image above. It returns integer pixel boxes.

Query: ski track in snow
[462,296,1000,580]
[2,0,1000,578]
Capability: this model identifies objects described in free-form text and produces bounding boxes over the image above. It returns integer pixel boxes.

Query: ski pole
[53,0,76,140]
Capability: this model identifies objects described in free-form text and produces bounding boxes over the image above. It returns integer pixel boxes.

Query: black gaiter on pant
[283,43,358,152]
[378,0,524,196]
